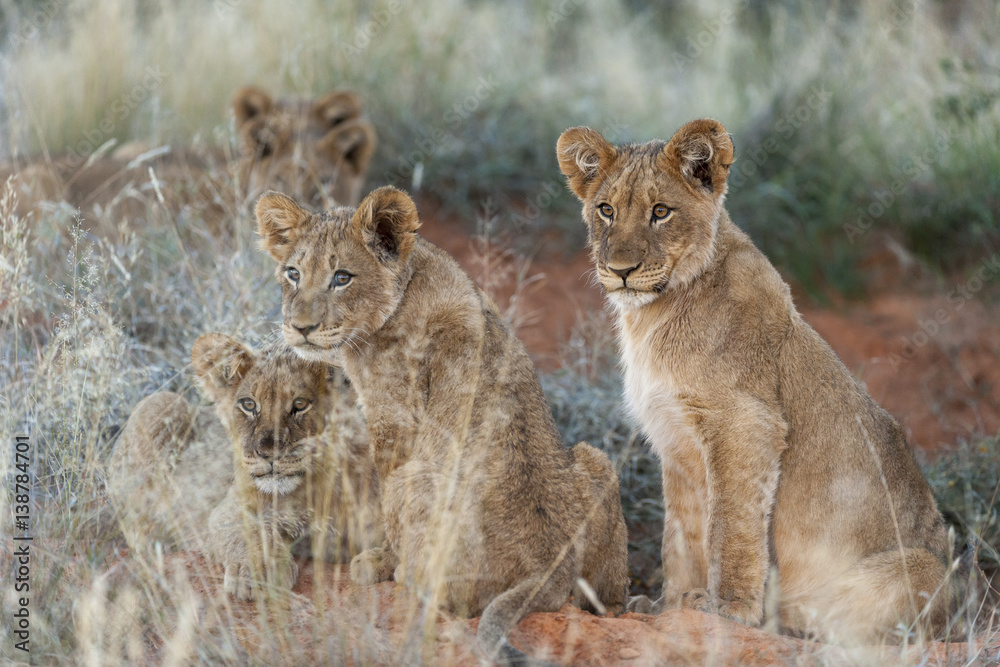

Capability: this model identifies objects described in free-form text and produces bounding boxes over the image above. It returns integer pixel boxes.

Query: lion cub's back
[108,392,233,555]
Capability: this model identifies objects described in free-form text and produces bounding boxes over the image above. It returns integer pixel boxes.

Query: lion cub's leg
[676,405,785,626]
[209,488,297,602]
[807,548,952,644]
[350,546,398,585]
[656,454,710,609]
[570,442,629,615]
[380,459,482,613]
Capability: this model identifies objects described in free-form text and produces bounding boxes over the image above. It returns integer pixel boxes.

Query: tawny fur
[556,120,954,644]
[232,85,376,209]
[107,392,230,556]
[108,334,382,602]
[255,187,630,662]
[0,85,375,236]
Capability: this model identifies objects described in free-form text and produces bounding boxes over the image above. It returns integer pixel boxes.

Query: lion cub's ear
[312,90,363,129]
[256,192,312,263]
[664,118,734,195]
[556,126,617,200]
[232,86,273,128]
[192,333,256,403]
[318,118,377,176]
[351,186,420,262]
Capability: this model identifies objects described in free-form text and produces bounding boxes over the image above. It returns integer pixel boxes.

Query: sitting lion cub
[255,187,630,663]
[109,333,381,601]
[556,120,954,643]
[195,334,381,601]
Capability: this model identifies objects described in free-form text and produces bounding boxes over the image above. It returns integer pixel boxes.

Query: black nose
[293,323,318,336]
[255,435,276,459]
[610,264,639,280]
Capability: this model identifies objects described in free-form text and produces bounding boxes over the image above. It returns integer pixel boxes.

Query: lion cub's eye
[285,267,300,283]
[652,204,672,222]
[598,203,614,219]
[238,398,257,415]
[331,270,353,288]
[290,397,311,415]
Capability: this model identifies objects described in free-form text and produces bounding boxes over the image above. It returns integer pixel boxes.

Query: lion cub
[195,334,381,601]
[233,85,376,208]
[109,333,381,601]
[256,187,630,662]
[556,120,954,643]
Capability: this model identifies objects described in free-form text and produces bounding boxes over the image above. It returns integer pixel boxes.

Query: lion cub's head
[192,333,332,495]
[254,186,421,364]
[232,86,377,208]
[557,119,734,309]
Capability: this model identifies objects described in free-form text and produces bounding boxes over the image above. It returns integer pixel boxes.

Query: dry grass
[1,0,999,664]
[2,0,998,290]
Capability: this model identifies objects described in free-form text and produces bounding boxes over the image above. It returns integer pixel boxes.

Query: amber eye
[331,270,352,288]
[652,204,672,221]
[285,267,300,283]
[291,397,311,414]
[598,203,614,219]
[238,398,257,414]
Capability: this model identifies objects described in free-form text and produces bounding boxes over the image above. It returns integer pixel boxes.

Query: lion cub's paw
[681,589,762,625]
[223,561,257,601]
[350,547,396,585]
[626,595,665,614]
[222,556,298,601]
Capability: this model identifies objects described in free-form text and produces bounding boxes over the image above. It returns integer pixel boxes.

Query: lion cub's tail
[477,575,562,666]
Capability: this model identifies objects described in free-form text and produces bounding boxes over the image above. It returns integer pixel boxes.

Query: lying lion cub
[556,120,954,643]
[0,85,375,235]
[109,333,381,601]
[256,187,629,663]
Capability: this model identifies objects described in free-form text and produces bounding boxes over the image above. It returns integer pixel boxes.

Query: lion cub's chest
[619,323,702,467]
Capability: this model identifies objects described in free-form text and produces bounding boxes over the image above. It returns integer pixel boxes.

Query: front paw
[222,556,297,600]
[223,561,256,601]
[350,547,396,585]
[682,589,762,625]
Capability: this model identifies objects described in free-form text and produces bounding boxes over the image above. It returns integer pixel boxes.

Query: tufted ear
[312,90,363,129]
[350,186,420,263]
[192,333,256,403]
[556,126,618,200]
[318,118,377,177]
[664,118,734,195]
[255,191,312,263]
[232,86,273,128]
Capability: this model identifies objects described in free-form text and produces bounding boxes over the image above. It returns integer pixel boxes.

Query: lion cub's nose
[609,263,640,280]
[293,322,318,337]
